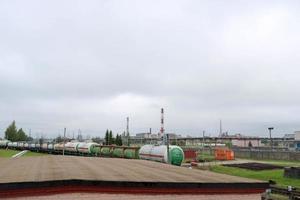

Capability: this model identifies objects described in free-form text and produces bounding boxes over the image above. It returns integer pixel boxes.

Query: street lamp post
[166,134,170,164]
[268,127,274,150]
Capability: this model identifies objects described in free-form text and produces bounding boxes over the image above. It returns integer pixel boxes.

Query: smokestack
[126,117,129,135]
[160,108,164,135]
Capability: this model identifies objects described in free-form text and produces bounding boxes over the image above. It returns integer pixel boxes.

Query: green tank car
[124,149,139,159]
[112,148,124,158]
[100,147,111,156]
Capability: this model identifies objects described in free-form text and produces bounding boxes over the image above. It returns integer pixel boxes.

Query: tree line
[4,121,32,142]
[104,130,123,146]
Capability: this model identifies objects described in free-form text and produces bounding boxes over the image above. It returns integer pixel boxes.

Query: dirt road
[0,156,259,183]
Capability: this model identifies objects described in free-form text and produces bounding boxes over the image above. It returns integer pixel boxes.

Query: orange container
[215,148,234,160]
[226,150,234,160]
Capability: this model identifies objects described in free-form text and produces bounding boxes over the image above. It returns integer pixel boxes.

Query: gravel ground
[0,156,260,183]
[5,193,261,200]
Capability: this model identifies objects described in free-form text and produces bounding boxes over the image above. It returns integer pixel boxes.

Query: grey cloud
[1,0,300,138]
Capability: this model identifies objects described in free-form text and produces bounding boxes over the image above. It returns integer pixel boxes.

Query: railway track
[269,186,300,199]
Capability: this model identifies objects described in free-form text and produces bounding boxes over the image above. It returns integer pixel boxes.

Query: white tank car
[54,143,64,151]
[29,143,36,149]
[8,142,13,148]
[41,143,48,150]
[77,142,97,154]
[65,142,79,152]
[17,142,24,148]
[138,145,153,160]
[24,143,29,148]
[139,145,184,166]
[12,142,18,148]
[0,140,9,147]
[48,144,54,150]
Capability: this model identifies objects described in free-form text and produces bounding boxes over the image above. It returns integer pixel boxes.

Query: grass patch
[0,149,46,157]
[0,149,20,157]
[210,165,300,188]
[197,152,215,162]
[23,151,46,157]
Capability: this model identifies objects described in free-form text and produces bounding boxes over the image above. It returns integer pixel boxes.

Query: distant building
[165,133,182,139]
[231,138,261,147]
[295,131,300,141]
[283,134,295,139]
[294,131,300,150]
[135,133,151,139]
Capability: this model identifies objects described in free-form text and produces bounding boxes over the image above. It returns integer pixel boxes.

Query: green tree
[17,128,28,141]
[104,130,109,145]
[115,134,118,145]
[225,140,233,148]
[119,134,123,146]
[109,130,114,145]
[5,121,18,141]
[115,134,123,146]
[5,121,29,142]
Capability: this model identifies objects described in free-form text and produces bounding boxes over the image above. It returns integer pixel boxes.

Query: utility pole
[63,128,66,156]
[161,108,165,144]
[166,133,170,164]
[268,127,274,150]
[203,130,205,148]
[126,117,130,146]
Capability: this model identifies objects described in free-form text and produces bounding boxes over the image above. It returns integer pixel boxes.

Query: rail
[270,186,300,199]
[12,150,28,158]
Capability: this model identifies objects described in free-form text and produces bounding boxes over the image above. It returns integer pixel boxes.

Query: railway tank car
[47,143,54,152]
[65,142,79,153]
[24,143,29,149]
[112,148,124,158]
[0,140,9,148]
[139,145,184,166]
[77,142,99,155]
[41,143,48,151]
[54,143,64,152]
[8,142,13,148]
[124,148,139,159]
[100,146,111,156]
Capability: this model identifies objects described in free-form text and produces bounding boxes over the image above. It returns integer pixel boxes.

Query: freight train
[0,140,184,166]
[0,140,139,159]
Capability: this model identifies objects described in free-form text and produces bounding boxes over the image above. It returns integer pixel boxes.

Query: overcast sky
[0,0,300,138]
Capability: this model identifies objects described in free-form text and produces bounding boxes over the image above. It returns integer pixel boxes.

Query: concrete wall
[233,149,300,161]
